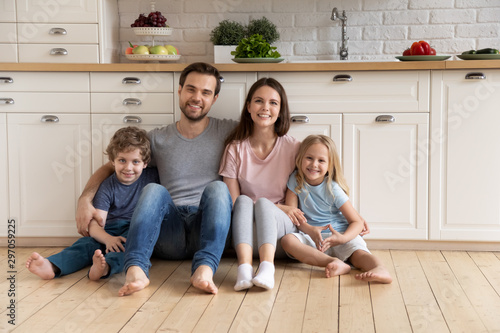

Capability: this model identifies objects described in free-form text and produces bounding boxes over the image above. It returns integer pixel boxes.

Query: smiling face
[112,148,147,185]
[300,143,330,186]
[247,85,281,130]
[178,72,218,122]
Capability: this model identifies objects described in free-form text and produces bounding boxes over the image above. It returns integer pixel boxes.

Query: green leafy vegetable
[231,34,281,58]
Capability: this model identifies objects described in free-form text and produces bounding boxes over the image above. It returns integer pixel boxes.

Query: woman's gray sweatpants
[232,195,297,259]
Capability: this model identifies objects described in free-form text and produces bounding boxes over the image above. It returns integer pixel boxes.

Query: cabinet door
[344,113,429,240]
[17,0,98,23]
[91,114,174,172]
[288,114,342,155]
[430,70,500,241]
[0,114,7,236]
[174,72,257,121]
[8,113,91,237]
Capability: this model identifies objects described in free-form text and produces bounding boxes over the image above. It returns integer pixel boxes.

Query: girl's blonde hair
[294,135,349,199]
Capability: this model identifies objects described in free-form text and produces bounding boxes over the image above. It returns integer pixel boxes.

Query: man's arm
[76,161,114,236]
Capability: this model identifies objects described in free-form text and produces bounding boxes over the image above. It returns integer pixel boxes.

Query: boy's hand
[321,225,345,252]
[104,236,126,253]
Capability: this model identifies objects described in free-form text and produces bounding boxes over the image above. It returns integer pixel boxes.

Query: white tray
[132,27,173,36]
[126,54,180,61]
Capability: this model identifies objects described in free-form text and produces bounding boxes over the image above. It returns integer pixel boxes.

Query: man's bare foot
[191,265,218,294]
[88,250,109,281]
[355,266,392,284]
[325,258,351,278]
[26,252,56,280]
[118,266,150,296]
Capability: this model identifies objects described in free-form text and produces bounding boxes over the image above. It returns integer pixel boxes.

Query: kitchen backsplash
[118,0,500,63]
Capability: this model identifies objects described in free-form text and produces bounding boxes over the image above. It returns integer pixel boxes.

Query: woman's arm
[223,177,240,205]
[280,188,307,226]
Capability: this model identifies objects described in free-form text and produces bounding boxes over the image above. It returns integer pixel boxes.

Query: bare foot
[118,266,150,296]
[325,258,351,278]
[355,266,392,284]
[26,252,56,279]
[191,265,218,294]
[88,250,109,281]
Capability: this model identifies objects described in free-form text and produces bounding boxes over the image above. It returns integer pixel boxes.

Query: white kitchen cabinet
[288,113,342,155]
[16,0,98,23]
[174,72,257,121]
[0,114,8,236]
[8,113,91,237]
[430,70,500,241]
[343,113,429,240]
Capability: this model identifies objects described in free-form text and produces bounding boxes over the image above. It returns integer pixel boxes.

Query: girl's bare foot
[355,266,392,284]
[325,258,351,278]
[118,266,150,296]
[88,250,109,281]
[26,252,56,279]
[191,265,218,294]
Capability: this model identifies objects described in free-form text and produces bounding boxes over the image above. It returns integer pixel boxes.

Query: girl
[219,77,304,291]
[281,135,392,283]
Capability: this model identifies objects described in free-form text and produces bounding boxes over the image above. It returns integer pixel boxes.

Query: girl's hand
[321,225,346,252]
[104,236,126,253]
[305,225,329,250]
[279,205,306,226]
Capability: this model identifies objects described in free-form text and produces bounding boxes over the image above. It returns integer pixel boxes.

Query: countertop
[0,60,499,72]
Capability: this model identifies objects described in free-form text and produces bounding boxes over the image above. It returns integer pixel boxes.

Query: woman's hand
[359,218,370,236]
[103,236,126,253]
[278,204,306,226]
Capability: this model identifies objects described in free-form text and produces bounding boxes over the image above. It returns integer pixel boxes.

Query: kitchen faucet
[331,7,348,60]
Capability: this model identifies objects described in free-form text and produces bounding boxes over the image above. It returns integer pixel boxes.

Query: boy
[26,126,159,280]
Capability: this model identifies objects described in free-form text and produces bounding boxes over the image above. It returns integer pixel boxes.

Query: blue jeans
[48,219,129,278]
[123,181,232,277]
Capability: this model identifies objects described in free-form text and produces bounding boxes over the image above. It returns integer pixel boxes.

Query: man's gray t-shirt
[148,117,237,206]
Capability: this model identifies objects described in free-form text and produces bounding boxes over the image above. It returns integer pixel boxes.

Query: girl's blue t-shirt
[287,170,349,233]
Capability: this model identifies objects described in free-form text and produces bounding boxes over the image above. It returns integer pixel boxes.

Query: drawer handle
[375,115,395,123]
[291,115,310,123]
[0,98,14,105]
[123,116,142,123]
[123,98,142,106]
[0,77,13,83]
[49,27,67,35]
[122,77,141,84]
[41,115,59,123]
[333,74,352,82]
[219,76,225,83]
[50,48,68,55]
[465,72,486,80]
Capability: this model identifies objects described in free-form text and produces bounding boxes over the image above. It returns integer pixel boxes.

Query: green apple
[164,44,178,55]
[132,45,149,54]
[149,45,168,55]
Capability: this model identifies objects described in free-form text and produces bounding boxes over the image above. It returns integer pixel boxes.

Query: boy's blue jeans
[48,220,129,278]
[123,181,232,277]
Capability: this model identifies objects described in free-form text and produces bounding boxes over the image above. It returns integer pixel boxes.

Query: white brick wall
[118,0,500,63]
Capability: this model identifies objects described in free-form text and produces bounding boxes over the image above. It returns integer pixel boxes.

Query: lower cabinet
[0,114,8,236]
[288,113,342,155]
[343,113,429,240]
[7,113,92,237]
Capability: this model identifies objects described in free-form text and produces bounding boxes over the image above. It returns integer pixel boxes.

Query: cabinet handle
[465,72,486,80]
[0,77,13,83]
[41,115,59,123]
[122,77,141,84]
[219,76,225,83]
[375,115,395,123]
[50,48,68,55]
[123,116,142,123]
[123,98,142,106]
[291,115,310,123]
[49,28,67,35]
[333,74,352,82]
[0,98,14,104]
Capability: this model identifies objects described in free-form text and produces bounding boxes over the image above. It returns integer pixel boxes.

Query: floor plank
[338,270,374,333]
[469,251,500,296]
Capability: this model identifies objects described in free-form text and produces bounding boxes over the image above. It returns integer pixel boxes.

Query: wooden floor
[2,247,500,333]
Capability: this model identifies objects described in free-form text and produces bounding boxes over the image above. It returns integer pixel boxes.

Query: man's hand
[76,198,103,237]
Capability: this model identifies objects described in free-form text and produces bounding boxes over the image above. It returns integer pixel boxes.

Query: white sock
[234,263,254,291]
[252,261,275,290]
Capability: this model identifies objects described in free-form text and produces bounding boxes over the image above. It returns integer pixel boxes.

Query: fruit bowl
[132,27,173,36]
[125,54,181,61]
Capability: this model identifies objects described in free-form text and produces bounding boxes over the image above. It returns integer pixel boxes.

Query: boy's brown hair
[105,126,151,164]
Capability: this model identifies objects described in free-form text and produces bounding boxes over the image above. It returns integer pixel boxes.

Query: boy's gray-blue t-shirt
[93,167,160,223]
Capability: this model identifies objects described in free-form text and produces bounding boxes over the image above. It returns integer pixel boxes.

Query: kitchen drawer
[91,93,174,114]
[17,0,98,24]
[18,44,99,63]
[0,44,18,62]
[0,23,17,43]
[91,73,174,93]
[0,0,16,22]
[0,92,90,113]
[259,71,430,113]
[17,23,98,44]
[0,72,89,92]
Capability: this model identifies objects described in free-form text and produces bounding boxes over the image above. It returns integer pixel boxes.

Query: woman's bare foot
[325,258,351,278]
[118,266,150,296]
[26,252,56,279]
[88,250,109,281]
[191,265,218,294]
[355,266,392,284]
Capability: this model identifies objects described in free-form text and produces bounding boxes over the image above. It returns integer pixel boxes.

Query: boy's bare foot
[325,258,351,278]
[118,266,150,296]
[26,252,56,280]
[191,265,218,294]
[355,266,392,284]
[88,250,109,281]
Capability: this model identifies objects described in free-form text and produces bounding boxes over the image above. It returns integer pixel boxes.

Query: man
[76,62,237,296]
